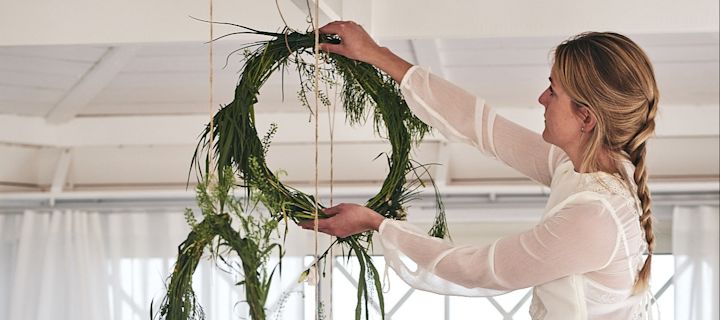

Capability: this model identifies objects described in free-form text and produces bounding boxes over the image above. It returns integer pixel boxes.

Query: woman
[301,21,658,319]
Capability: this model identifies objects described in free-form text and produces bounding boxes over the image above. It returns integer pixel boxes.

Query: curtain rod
[0,182,717,214]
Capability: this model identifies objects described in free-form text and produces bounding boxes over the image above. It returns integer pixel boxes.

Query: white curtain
[0,209,306,320]
[102,210,196,320]
[2,210,109,320]
[673,205,719,320]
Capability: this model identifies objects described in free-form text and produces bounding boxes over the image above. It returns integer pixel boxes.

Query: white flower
[298,265,318,286]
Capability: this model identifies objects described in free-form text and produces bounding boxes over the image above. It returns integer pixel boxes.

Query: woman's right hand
[319,21,384,65]
[319,21,414,83]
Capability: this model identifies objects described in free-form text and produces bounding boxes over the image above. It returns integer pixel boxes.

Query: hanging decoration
[154,24,449,320]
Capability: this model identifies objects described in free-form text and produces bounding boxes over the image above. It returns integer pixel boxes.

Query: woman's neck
[569,148,620,175]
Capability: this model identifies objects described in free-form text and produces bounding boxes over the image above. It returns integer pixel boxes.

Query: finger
[299,216,333,228]
[318,21,346,35]
[315,228,332,236]
[319,20,360,36]
[322,204,345,216]
[300,223,330,235]
[316,217,332,229]
[319,43,344,55]
[300,222,320,230]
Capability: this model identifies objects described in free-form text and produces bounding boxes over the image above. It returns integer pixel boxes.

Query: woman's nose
[538,90,548,107]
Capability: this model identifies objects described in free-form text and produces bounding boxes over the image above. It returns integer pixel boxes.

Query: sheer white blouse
[377,66,652,319]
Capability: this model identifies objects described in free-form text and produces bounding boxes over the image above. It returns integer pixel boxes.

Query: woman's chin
[541,130,551,143]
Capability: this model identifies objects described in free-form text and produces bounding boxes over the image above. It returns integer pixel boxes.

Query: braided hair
[553,32,659,294]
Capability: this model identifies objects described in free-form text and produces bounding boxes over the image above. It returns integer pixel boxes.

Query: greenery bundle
[156,25,449,320]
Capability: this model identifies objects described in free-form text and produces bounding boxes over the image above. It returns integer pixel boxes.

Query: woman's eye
[548,86,555,96]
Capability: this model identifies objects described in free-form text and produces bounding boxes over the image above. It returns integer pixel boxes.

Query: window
[104,254,675,319]
[303,254,676,319]
[108,256,305,320]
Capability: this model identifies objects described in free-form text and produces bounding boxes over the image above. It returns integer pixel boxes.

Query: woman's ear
[579,106,598,132]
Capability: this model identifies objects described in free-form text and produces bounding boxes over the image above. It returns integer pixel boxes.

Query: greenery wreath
[155,25,449,320]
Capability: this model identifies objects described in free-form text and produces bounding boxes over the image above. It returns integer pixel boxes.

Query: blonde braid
[627,96,658,294]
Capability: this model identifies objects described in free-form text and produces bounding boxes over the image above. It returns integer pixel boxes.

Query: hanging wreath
[155,25,449,320]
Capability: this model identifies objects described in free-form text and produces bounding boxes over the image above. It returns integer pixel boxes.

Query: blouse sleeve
[378,193,620,296]
[400,66,567,186]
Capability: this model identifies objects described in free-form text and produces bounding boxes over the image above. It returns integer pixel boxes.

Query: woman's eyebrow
[548,77,555,91]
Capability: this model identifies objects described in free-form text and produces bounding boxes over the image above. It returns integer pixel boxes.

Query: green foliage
[163,25,451,320]
[155,167,282,320]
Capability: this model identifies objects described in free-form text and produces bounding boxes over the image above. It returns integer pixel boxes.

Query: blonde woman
[301,21,658,319]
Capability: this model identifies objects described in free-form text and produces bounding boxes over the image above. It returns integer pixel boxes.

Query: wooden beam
[1,104,716,147]
[50,148,73,196]
[46,46,138,124]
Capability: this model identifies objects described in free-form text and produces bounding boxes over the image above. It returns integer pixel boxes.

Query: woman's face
[537,68,585,150]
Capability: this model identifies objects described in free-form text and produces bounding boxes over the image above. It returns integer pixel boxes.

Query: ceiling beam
[0,113,439,147]
[1,104,717,147]
[50,148,73,194]
[46,46,138,124]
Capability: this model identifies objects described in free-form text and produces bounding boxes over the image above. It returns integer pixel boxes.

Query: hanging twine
[274,0,294,55]
[327,78,336,320]
[208,0,215,177]
[311,0,322,318]
[275,1,334,318]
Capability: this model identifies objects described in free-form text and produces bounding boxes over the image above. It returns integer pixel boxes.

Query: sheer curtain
[0,209,305,320]
[103,209,195,320]
[673,205,719,320]
[1,210,109,320]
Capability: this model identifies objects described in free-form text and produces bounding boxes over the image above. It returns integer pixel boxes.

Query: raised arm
[400,67,565,185]
[320,21,565,186]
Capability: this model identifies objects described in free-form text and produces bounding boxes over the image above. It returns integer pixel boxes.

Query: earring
[580,127,584,133]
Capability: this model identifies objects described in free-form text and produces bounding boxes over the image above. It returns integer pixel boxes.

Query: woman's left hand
[298,203,386,238]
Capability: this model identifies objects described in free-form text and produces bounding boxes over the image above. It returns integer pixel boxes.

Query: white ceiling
[0,0,718,198]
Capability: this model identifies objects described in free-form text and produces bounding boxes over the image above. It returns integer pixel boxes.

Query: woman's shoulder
[551,159,636,200]
[548,173,636,209]
[573,173,641,219]
[583,174,633,196]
